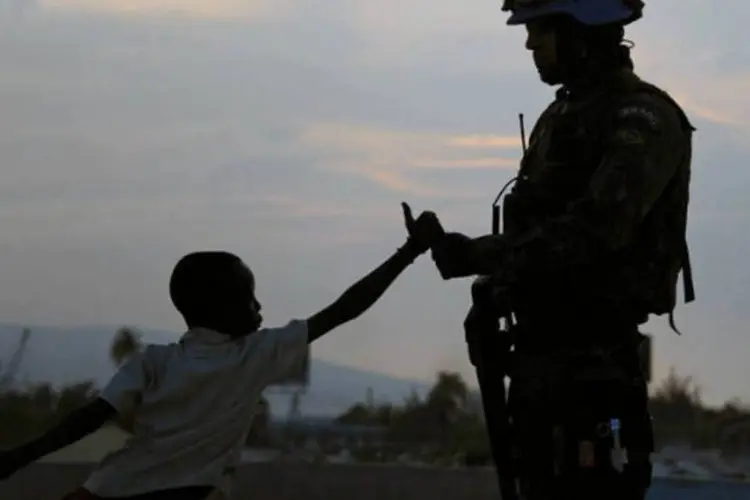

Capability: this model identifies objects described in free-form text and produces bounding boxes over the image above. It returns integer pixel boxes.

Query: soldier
[416,0,696,498]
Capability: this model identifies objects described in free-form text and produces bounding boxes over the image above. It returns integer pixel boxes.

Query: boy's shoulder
[240,320,308,361]
[257,319,308,335]
[141,341,177,356]
[252,320,308,346]
[127,342,178,371]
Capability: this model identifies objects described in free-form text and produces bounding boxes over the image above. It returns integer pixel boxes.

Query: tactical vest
[502,71,695,333]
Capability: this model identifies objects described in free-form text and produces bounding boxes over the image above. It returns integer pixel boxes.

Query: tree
[650,367,708,447]
[110,327,144,367]
[651,367,702,409]
[55,381,99,417]
[246,396,271,446]
[337,403,374,425]
[425,371,471,422]
[0,327,31,392]
[334,371,488,459]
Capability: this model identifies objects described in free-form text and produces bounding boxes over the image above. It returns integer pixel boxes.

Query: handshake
[401,202,479,280]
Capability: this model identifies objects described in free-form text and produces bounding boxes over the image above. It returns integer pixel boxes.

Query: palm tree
[425,371,470,421]
[0,328,31,392]
[110,327,144,367]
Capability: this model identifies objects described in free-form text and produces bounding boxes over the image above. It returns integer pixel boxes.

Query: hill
[0,323,431,417]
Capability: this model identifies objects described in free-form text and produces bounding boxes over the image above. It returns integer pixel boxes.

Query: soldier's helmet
[501,0,644,26]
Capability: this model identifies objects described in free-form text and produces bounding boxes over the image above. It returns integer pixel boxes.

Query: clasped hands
[401,202,478,279]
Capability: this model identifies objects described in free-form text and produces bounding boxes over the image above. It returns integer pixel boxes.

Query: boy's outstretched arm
[306,203,443,343]
[0,398,116,480]
[1,350,147,481]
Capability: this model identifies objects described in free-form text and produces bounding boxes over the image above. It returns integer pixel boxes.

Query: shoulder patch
[617,105,661,130]
[614,127,646,145]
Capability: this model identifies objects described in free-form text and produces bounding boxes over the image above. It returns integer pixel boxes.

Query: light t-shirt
[84,320,308,498]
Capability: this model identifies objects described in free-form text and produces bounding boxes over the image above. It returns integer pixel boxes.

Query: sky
[0,0,747,406]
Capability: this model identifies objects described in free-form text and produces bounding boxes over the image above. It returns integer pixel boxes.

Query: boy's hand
[402,202,444,255]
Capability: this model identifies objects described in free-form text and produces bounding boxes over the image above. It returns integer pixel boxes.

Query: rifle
[465,279,518,500]
[467,113,527,499]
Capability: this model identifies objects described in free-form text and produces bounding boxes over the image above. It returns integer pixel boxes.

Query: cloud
[670,92,740,127]
[636,45,749,130]
[344,0,529,73]
[249,194,395,222]
[300,123,520,158]
[38,0,291,20]
[300,122,520,197]
[0,0,746,405]
[629,5,750,135]
[338,168,483,199]
[448,134,522,149]
[411,157,517,170]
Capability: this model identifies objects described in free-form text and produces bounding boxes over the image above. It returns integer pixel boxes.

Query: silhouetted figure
[0,204,443,500]
[421,1,695,498]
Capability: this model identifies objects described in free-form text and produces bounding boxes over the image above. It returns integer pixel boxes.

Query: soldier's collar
[558,68,639,100]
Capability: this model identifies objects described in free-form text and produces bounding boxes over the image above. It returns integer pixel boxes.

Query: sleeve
[476,92,689,282]
[99,350,150,417]
[247,320,309,386]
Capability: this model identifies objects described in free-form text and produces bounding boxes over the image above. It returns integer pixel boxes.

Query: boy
[0,203,443,499]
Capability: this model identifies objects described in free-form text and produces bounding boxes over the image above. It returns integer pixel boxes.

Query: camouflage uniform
[474,68,694,336]
[428,2,697,497]
[468,67,696,500]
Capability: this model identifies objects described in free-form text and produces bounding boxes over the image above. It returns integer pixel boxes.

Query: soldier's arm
[471,93,689,281]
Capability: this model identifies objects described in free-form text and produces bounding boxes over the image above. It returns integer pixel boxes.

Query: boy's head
[169,251,263,337]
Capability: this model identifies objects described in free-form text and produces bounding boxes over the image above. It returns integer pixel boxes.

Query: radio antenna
[490,113,527,235]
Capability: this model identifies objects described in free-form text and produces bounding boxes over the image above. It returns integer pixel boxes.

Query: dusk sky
[0,0,747,406]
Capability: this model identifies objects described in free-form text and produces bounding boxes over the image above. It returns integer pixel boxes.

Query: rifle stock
[475,356,518,500]
[465,282,518,500]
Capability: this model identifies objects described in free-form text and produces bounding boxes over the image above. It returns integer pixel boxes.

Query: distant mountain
[0,323,431,417]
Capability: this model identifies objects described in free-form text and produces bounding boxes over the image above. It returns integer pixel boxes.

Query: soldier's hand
[402,202,444,255]
[431,232,478,279]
